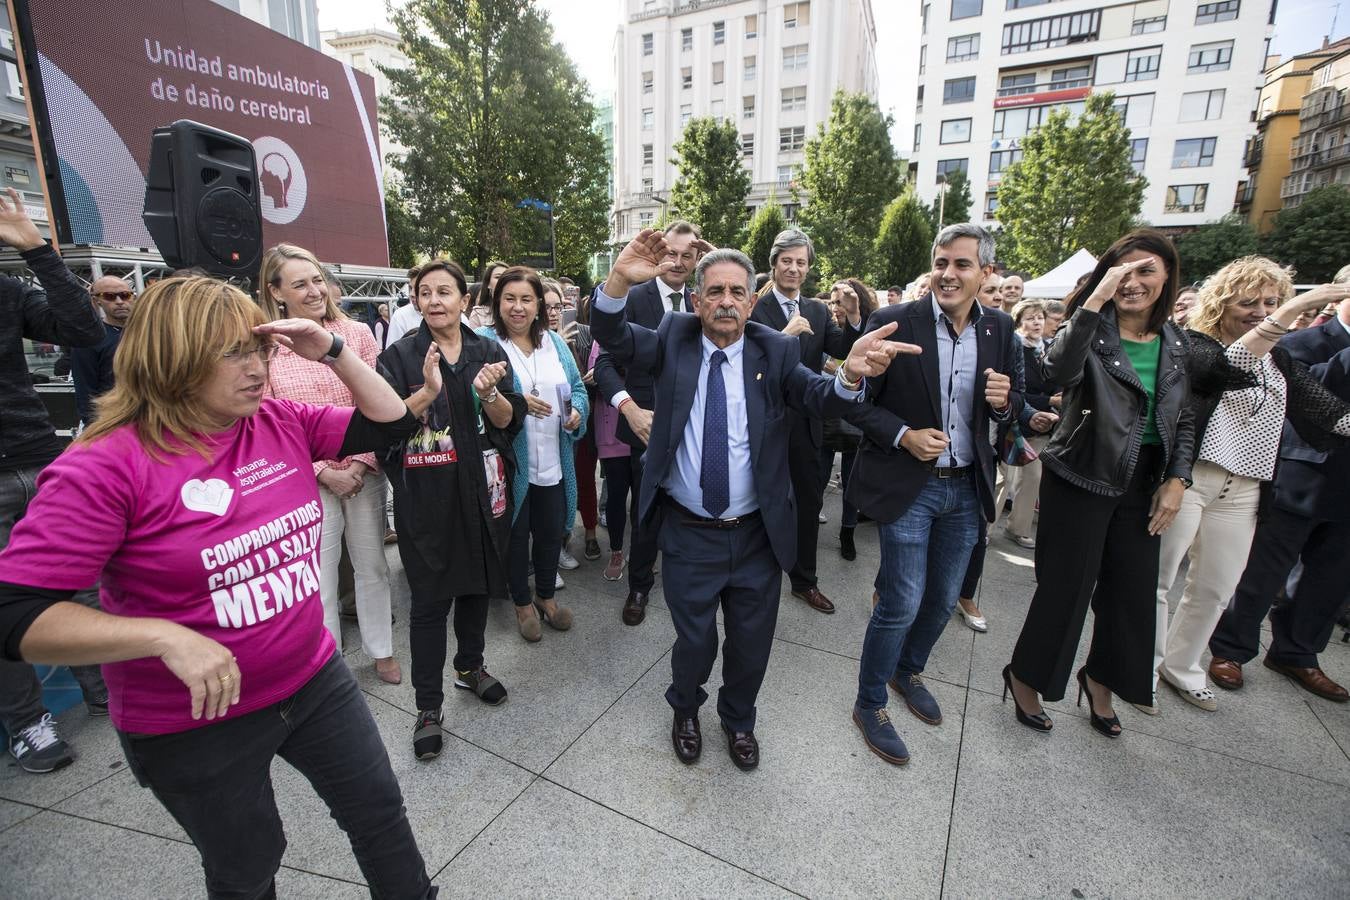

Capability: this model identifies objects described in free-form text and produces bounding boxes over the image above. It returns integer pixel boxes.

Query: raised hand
[1288,283,1350,316]
[603,229,674,299]
[842,321,922,380]
[1083,258,1152,311]
[422,342,444,396]
[782,314,815,338]
[254,318,336,361]
[0,187,44,251]
[473,360,508,397]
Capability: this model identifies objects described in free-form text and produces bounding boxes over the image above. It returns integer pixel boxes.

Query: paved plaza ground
[2,484,1348,898]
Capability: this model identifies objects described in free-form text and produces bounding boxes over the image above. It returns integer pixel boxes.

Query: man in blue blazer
[1210,299,1350,701]
[592,230,916,770]
[844,223,1022,765]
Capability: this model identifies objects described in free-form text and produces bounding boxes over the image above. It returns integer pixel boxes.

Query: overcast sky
[318,0,1349,155]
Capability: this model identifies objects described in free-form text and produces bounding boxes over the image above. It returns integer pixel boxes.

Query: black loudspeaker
[142,120,263,278]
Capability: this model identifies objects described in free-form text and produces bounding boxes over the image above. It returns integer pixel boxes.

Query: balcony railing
[1289,141,1350,172]
[996,76,1092,98]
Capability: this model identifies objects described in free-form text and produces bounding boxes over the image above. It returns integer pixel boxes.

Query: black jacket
[1,245,106,470]
[1270,318,1350,520]
[1039,305,1194,496]
[593,278,689,449]
[71,322,122,426]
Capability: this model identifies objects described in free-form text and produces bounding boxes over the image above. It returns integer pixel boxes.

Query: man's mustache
[712,308,739,320]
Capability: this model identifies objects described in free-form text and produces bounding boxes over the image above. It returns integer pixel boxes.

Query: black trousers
[408,584,488,712]
[626,446,659,594]
[660,509,781,732]
[509,482,566,606]
[786,416,824,592]
[1209,505,1350,668]
[601,454,637,552]
[960,516,989,599]
[1010,447,1162,705]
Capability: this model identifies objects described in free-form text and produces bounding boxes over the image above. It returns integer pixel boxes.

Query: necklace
[506,338,540,396]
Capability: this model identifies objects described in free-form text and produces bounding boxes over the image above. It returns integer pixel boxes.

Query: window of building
[642,108,654,129]
[943,76,976,104]
[713,61,724,85]
[642,33,653,55]
[642,143,654,165]
[919,44,927,75]
[713,20,725,44]
[1179,89,1225,121]
[923,3,930,33]
[914,123,922,149]
[5,164,29,184]
[783,203,800,222]
[992,101,1086,138]
[1002,10,1101,54]
[642,71,653,94]
[781,86,807,111]
[642,176,653,193]
[1188,41,1233,73]
[937,158,969,179]
[681,67,692,90]
[947,33,979,61]
[1173,137,1217,167]
[1165,183,1208,212]
[999,72,1037,96]
[952,0,983,20]
[1125,47,1161,82]
[639,211,655,226]
[984,191,999,220]
[1,32,20,101]
[783,44,808,71]
[743,96,755,119]
[742,133,754,157]
[784,2,811,28]
[988,148,1023,175]
[1196,0,1239,24]
[1131,15,1166,33]
[1112,93,1155,128]
[711,99,725,120]
[680,104,692,127]
[681,28,693,52]
[940,118,973,144]
[777,164,793,187]
[1129,137,1148,174]
[745,56,757,80]
[779,126,806,151]
[1050,64,1091,88]
[1006,0,1051,8]
[745,14,758,39]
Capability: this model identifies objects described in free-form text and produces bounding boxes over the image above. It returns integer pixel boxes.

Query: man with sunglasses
[71,277,134,427]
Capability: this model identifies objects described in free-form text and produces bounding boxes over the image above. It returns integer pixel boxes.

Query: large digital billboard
[16,0,389,265]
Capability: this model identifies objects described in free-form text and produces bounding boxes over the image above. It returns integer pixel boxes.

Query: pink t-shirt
[0,399,353,734]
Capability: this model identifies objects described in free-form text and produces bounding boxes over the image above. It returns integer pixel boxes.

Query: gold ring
[219,673,233,683]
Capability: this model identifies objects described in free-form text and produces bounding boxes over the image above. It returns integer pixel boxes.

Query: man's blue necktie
[701,349,730,518]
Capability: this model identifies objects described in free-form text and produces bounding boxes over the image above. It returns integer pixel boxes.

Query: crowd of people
[0,188,1347,895]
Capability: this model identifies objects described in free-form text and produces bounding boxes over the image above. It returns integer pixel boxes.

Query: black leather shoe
[622,591,649,626]
[672,713,701,763]
[839,526,856,561]
[721,722,759,771]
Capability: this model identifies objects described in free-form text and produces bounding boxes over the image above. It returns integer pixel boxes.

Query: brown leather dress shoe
[1208,656,1243,690]
[672,713,701,763]
[791,587,835,614]
[721,723,759,770]
[1263,657,1350,701]
[622,591,649,626]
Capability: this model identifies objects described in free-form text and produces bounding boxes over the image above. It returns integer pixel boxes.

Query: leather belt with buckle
[929,465,972,479]
[666,498,762,529]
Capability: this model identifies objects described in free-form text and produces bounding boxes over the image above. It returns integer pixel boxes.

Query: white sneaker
[554,571,565,590]
[817,512,828,524]
[557,546,580,570]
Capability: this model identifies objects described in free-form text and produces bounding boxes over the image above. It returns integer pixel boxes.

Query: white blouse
[500,335,567,486]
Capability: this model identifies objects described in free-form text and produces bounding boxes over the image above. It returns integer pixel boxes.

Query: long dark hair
[1065,229,1178,336]
[845,279,878,322]
[491,266,547,348]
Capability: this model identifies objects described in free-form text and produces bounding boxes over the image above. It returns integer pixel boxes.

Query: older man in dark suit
[592,230,915,770]
[1210,296,1350,701]
[748,228,861,614]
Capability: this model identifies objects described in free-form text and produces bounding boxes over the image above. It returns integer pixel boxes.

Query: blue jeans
[856,473,979,710]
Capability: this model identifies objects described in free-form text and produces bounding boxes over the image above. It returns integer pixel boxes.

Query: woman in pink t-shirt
[261,243,401,686]
[0,277,439,898]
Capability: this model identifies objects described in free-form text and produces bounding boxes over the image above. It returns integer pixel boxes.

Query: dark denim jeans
[119,653,435,900]
[856,473,979,710]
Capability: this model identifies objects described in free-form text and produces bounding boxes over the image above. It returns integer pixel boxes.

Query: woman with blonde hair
[1150,257,1350,712]
[261,243,401,685]
[0,276,437,897]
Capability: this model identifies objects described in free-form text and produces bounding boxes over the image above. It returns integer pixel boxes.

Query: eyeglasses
[93,290,133,301]
[221,343,280,365]
[544,304,563,313]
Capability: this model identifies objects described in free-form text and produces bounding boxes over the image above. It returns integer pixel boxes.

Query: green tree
[926,169,973,230]
[383,179,423,269]
[996,91,1145,275]
[1260,186,1350,283]
[669,117,753,248]
[741,196,786,275]
[797,91,903,280]
[1175,215,1259,284]
[382,0,609,273]
[873,190,934,287]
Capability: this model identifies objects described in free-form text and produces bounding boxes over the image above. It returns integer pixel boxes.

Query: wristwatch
[1173,475,1193,489]
[321,332,345,364]
[477,388,500,404]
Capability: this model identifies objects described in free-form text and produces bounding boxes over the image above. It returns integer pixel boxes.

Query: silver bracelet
[1262,315,1290,333]
[836,365,862,392]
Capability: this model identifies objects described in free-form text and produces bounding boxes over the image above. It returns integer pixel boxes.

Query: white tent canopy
[1021,248,1098,300]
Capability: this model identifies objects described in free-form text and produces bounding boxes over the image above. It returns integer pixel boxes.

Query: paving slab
[0,708,125,808]
[0,798,39,833]
[440,778,794,897]
[545,638,962,897]
[944,689,1350,899]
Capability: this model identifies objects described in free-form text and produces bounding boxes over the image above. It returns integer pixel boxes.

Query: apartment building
[1277,45,1350,214]
[912,0,1272,230]
[611,0,879,241]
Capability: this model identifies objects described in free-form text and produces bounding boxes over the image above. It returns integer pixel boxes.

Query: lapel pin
[756,372,763,381]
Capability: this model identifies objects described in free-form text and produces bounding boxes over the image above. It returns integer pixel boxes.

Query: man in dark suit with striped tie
[591,230,917,770]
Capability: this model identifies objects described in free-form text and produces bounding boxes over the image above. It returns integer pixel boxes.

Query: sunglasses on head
[94,290,133,301]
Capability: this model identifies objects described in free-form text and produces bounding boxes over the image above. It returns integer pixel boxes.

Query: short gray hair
[932,223,996,268]
[769,228,815,268]
[694,248,756,296]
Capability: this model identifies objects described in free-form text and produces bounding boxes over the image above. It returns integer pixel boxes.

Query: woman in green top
[1003,230,1195,739]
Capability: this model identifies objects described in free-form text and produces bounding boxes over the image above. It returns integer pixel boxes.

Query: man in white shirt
[387,266,425,343]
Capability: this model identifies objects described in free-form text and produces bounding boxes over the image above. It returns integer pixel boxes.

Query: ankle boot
[839,526,856,561]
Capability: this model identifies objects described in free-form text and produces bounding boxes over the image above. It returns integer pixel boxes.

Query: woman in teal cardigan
[477,267,588,642]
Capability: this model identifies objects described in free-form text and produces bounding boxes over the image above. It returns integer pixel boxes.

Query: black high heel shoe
[1076,667,1121,738]
[839,526,856,561]
[1002,665,1052,732]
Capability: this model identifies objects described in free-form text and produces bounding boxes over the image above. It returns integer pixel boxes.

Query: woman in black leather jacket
[1004,230,1195,738]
